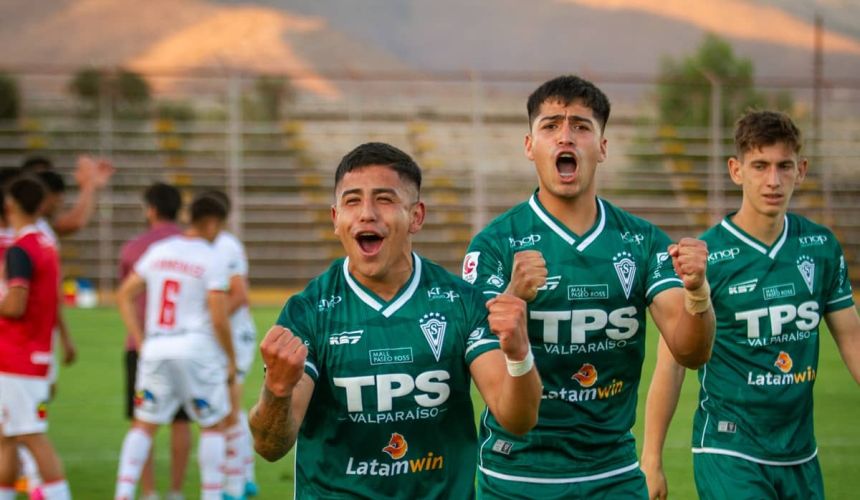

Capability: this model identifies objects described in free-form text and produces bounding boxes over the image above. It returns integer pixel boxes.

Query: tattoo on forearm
[250,388,296,459]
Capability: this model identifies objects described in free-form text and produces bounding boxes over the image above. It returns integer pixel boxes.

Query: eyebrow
[538,114,594,125]
[339,187,400,199]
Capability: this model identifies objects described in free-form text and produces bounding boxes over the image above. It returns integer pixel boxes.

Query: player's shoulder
[600,198,656,230]
[215,231,244,251]
[477,198,534,236]
[786,212,836,238]
[294,258,346,300]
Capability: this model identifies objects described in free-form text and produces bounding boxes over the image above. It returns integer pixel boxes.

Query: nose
[358,198,377,221]
[556,121,575,146]
[765,165,781,187]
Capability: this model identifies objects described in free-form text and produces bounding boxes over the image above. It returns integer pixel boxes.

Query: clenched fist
[259,325,308,397]
[486,293,530,361]
[506,250,547,302]
[668,238,708,291]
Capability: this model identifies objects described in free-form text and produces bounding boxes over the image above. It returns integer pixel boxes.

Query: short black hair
[199,189,230,215]
[6,175,46,216]
[527,75,611,132]
[20,156,54,173]
[334,142,421,197]
[189,192,227,223]
[37,170,66,194]
[144,182,182,221]
[0,167,21,222]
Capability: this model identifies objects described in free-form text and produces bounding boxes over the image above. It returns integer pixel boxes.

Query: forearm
[667,307,714,369]
[249,385,299,461]
[213,319,236,366]
[641,348,686,470]
[117,297,144,347]
[53,186,98,236]
[489,365,541,436]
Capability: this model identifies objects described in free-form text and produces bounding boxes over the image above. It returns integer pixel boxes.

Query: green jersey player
[642,111,860,500]
[464,75,715,498]
[248,142,541,499]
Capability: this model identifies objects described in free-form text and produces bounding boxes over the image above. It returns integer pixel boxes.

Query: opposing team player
[249,142,541,498]
[204,190,259,499]
[0,176,70,500]
[642,110,860,499]
[462,75,715,498]
[113,193,235,500]
[118,182,188,500]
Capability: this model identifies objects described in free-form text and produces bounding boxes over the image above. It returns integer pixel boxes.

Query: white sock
[39,479,71,500]
[0,486,16,500]
[18,445,42,491]
[114,428,152,500]
[238,411,255,484]
[198,431,225,500]
[223,424,245,497]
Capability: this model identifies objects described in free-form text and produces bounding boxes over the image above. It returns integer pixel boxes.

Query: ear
[598,135,608,163]
[524,133,534,162]
[331,204,339,235]
[796,157,808,184]
[727,156,743,186]
[409,200,426,234]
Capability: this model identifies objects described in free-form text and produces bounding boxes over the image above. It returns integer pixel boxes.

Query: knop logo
[571,363,598,388]
[774,351,793,374]
[382,432,408,460]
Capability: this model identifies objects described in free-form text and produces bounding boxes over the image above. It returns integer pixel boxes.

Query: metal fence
[2,69,859,296]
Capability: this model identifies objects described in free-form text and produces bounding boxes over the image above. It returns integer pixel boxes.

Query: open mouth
[356,231,384,254]
[556,152,577,178]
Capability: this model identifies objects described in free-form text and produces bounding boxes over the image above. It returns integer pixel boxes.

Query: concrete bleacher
[5,113,859,297]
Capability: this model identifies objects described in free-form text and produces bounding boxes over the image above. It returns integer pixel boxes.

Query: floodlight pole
[227,72,243,237]
[702,70,724,225]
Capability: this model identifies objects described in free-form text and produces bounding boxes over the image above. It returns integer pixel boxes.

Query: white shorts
[134,356,230,428]
[0,374,51,436]
[233,326,257,383]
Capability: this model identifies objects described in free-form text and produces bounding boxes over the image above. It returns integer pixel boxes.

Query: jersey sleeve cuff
[646,277,684,303]
[465,338,500,365]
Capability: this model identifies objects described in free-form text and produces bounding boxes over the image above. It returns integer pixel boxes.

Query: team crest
[613,252,636,299]
[796,255,815,294]
[419,313,447,362]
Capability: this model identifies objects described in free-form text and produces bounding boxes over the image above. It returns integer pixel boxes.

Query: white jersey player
[114,193,235,500]
[207,189,258,498]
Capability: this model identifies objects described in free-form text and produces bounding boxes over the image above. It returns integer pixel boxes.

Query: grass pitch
[46,306,859,498]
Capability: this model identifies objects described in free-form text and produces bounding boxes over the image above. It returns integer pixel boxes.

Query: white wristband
[505,350,534,377]
[684,280,712,315]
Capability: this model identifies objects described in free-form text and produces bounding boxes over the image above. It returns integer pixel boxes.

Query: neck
[730,206,785,245]
[351,251,414,302]
[10,214,35,233]
[537,190,597,235]
[149,218,176,229]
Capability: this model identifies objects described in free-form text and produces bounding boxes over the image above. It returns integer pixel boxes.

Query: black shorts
[125,350,189,422]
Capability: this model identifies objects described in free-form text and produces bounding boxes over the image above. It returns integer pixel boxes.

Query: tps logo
[134,389,156,408]
[37,402,48,420]
[462,252,479,284]
[774,351,793,373]
[572,363,598,387]
[382,432,408,459]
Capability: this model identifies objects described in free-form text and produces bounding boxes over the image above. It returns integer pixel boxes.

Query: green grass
[47,307,859,498]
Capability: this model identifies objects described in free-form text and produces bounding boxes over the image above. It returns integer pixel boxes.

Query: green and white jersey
[693,213,854,464]
[277,253,500,499]
[463,193,683,482]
